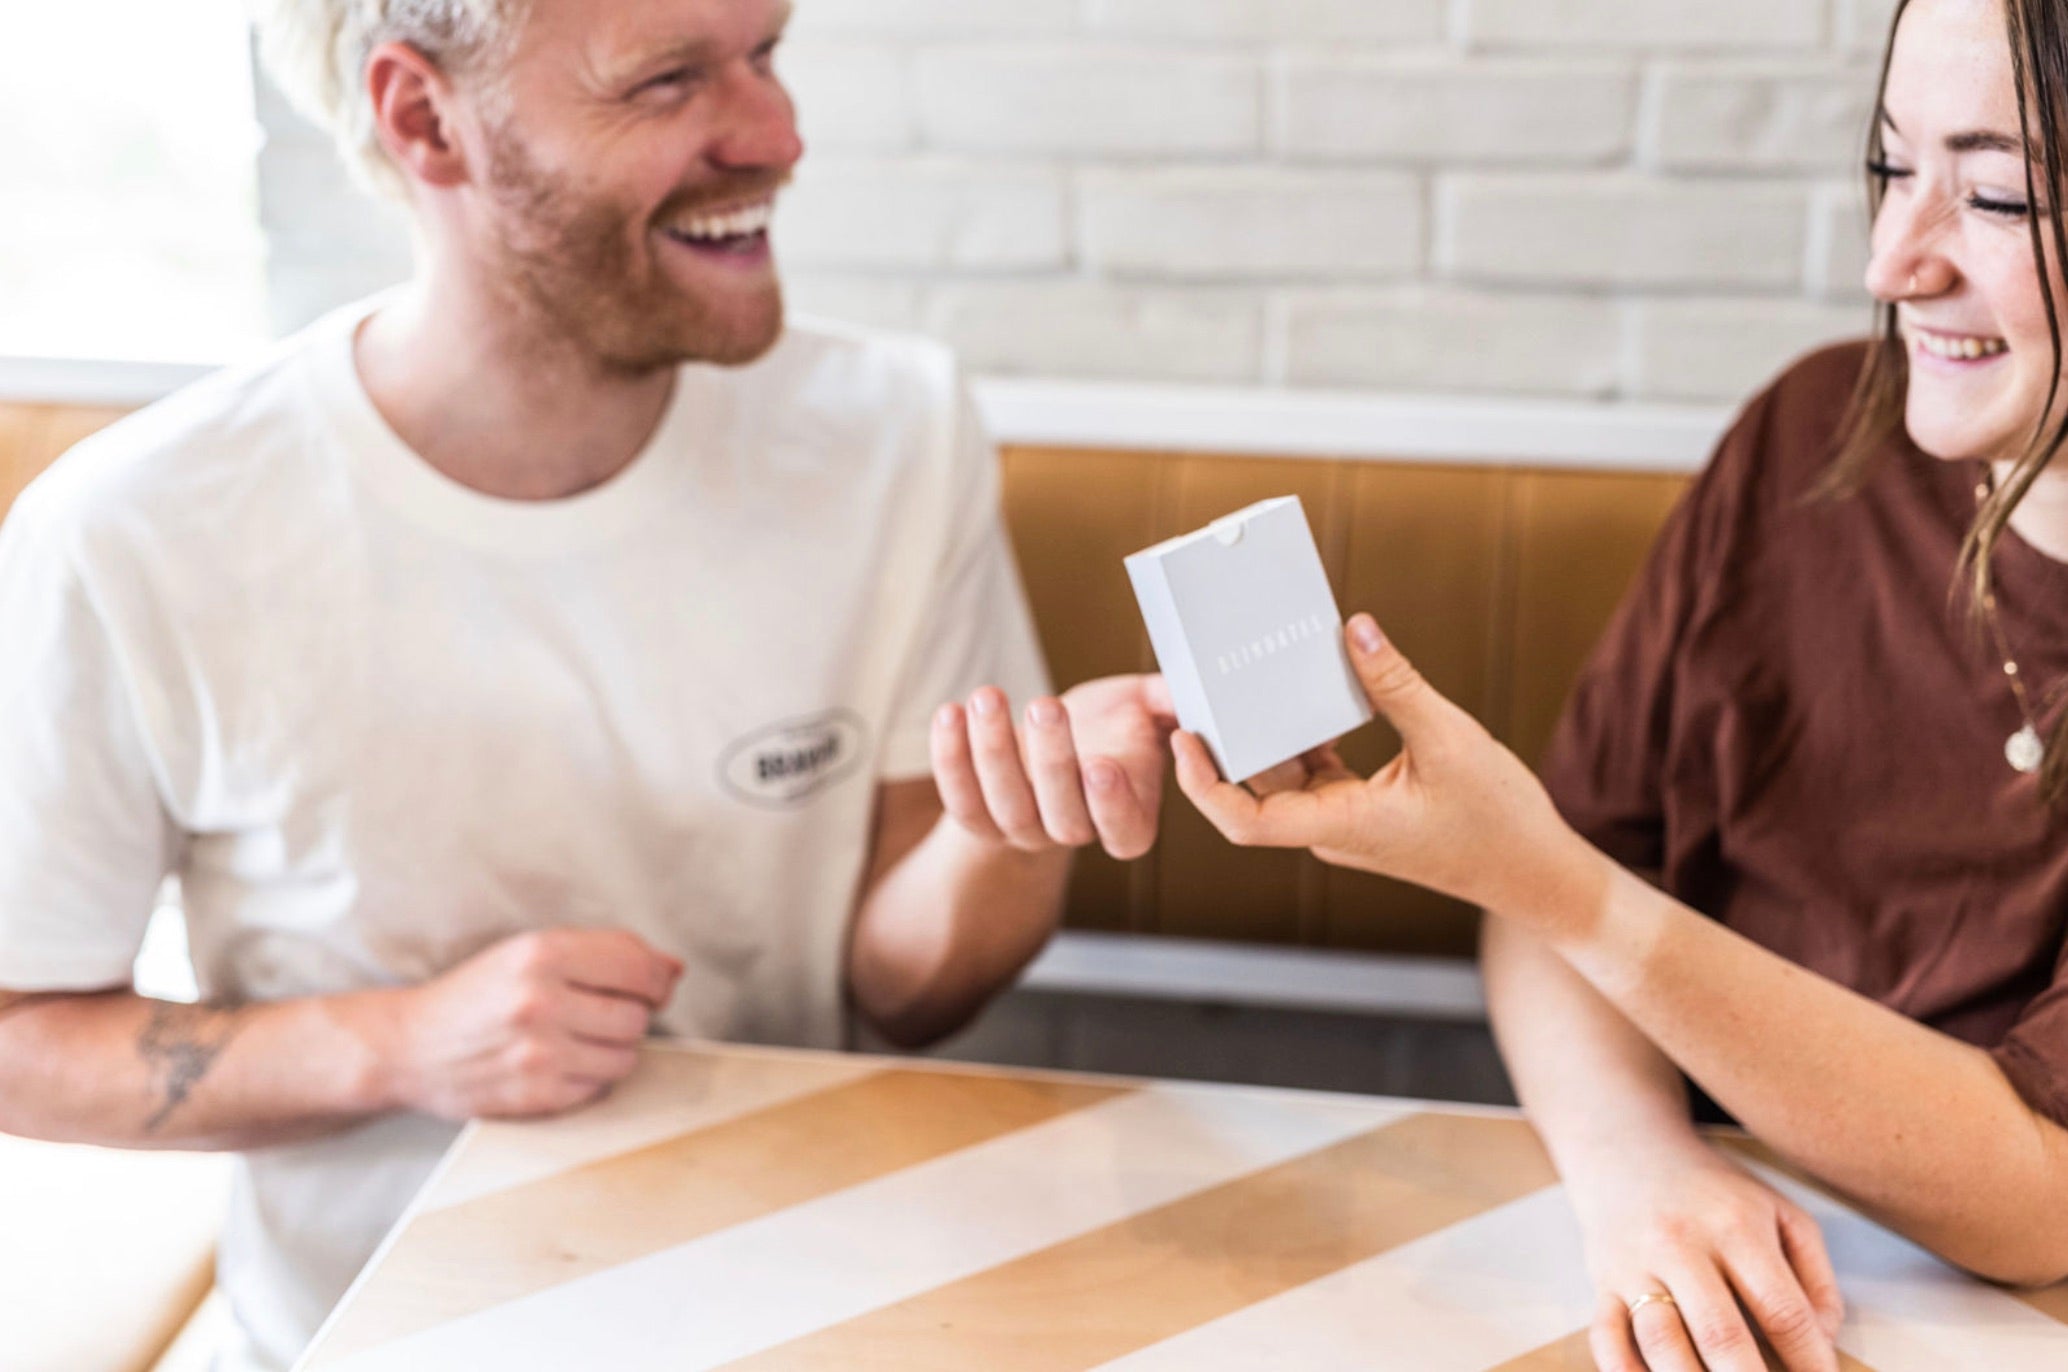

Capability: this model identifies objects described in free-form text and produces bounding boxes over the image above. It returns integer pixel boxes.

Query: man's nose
[709,66,805,173]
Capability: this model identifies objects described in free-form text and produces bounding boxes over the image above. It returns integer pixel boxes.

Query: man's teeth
[1916,331,2009,360]
[668,201,774,242]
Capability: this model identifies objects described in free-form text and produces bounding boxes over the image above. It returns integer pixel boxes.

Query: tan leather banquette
[0,401,1687,962]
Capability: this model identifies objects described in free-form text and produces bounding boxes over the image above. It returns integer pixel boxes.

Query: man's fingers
[554,1034,642,1084]
[932,703,1003,842]
[1022,698,1097,847]
[1777,1204,1846,1340]
[559,986,656,1046]
[1083,756,1156,859]
[1138,673,1178,725]
[966,687,1047,848]
[1342,614,1445,750]
[1721,1237,1839,1372]
[542,929,680,1008]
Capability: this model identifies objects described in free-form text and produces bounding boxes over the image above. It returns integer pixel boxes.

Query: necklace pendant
[2008,724,2046,775]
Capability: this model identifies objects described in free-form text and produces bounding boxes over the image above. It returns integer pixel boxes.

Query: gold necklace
[1977,472,2052,775]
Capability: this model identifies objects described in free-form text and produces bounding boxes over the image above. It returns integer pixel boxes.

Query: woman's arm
[1559,864,2068,1285]
[1486,919,1848,1372]
[1180,615,2068,1286]
[1482,917,1697,1184]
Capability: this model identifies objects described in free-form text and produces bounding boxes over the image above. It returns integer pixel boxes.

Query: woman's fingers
[1302,743,1358,784]
[1777,1203,1846,1340]
[1343,614,1447,749]
[1172,731,1327,848]
[1246,756,1311,798]
[1654,1265,1767,1372]
[1621,1288,1706,1372]
[1589,1293,1649,1372]
[1174,736,1282,844]
[1720,1233,1840,1372]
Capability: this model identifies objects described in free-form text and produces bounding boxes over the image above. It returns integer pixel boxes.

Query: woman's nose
[1864,193,1956,302]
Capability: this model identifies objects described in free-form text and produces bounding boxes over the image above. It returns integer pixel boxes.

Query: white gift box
[1125,496,1374,782]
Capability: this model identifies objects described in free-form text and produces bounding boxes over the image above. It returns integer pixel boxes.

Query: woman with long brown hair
[1179,2,2068,1369]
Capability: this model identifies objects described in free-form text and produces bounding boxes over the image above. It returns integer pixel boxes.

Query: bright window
[0,2,265,363]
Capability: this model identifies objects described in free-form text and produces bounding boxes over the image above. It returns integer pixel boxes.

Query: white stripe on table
[323,1085,1408,1372]
[1751,1166,2068,1370]
[423,1047,878,1211]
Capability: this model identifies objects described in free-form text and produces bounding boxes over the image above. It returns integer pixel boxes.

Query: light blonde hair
[251,0,528,198]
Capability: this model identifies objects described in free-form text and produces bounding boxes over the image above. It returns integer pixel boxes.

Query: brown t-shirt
[1542,341,2068,1128]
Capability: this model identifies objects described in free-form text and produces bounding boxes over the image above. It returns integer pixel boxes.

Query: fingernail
[970,689,1000,719]
[934,704,959,731]
[1349,614,1384,653]
[1029,698,1064,728]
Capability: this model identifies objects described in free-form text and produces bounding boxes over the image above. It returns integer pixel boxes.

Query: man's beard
[480,123,787,376]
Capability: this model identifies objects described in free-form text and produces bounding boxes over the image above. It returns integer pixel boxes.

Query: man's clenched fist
[369,928,682,1120]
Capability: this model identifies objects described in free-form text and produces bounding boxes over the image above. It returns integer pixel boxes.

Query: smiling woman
[1171,1,2068,1369]
[1831,0,2068,797]
[0,0,264,363]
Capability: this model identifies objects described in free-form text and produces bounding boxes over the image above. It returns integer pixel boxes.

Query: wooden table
[298,1042,2068,1371]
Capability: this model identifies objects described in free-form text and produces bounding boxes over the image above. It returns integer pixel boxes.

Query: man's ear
[365,40,472,190]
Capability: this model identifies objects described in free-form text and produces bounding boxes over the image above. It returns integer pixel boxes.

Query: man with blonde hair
[0,1,1171,1366]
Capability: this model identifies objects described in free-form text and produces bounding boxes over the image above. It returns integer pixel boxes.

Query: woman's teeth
[1915,331,2009,361]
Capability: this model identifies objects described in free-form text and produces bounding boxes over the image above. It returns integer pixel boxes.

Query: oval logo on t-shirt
[719,710,868,808]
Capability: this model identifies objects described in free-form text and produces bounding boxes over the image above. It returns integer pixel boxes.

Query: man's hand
[1571,1139,1845,1372]
[370,929,682,1121]
[930,674,1176,861]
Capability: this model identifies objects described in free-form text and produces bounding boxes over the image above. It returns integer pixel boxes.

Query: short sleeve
[1992,937,2068,1128]
[0,484,176,991]
[1538,410,1757,879]
[877,382,1051,781]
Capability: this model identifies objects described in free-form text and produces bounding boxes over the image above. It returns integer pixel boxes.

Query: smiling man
[0,2,1171,1368]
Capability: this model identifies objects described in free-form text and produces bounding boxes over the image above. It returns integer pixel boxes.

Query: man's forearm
[848,820,1072,1048]
[0,988,398,1151]
[1549,864,2068,1285]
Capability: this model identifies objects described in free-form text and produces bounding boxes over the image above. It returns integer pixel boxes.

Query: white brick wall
[255,0,1906,405]
[1078,168,1422,279]
[1439,175,1810,290]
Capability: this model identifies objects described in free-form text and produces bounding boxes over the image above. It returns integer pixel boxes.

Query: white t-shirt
[0,300,1049,1371]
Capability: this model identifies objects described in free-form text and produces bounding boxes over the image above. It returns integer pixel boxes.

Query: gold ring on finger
[1626,1291,1680,1317]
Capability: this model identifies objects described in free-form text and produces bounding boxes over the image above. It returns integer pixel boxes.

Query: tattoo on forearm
[137,1000,246,1132]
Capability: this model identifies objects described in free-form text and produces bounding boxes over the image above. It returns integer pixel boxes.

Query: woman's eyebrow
[1945,129,2026,155]
[1877,110,2025,155]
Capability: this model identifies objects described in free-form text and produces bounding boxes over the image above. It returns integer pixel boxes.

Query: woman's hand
[932,674,1176,861]
[1172,614,1609,934]
[1568,1137,1845,1372]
